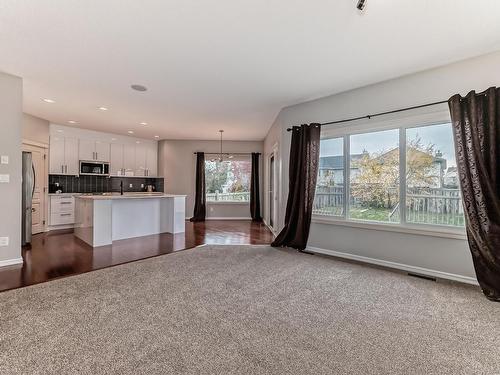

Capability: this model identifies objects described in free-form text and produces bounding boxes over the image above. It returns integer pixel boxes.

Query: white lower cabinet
[49,195,76,226]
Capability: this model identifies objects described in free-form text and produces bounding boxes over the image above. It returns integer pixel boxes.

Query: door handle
[62,165,64,173]
[31,208,36,212]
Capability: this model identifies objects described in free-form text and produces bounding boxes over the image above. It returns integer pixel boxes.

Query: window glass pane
[205,159,251,202]
[314,137,344,216]
[349,129,400,222]
[406,123,464,226]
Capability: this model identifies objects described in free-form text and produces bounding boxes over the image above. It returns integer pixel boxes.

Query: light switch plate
[0,237,9,247]
[0,174,10,183]
[0,155,8,164]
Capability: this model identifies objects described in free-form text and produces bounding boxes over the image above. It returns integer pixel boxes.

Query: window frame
[312,110,466,239]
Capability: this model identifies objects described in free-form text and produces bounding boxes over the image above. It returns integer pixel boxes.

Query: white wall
[265,50,500,282]
[262,117,284,230]
[158,139,263,219]
[0,72,23,266]
[22,113,49,144]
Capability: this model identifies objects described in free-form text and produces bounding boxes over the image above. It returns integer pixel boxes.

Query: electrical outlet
[0,174,9,183]
[129,183,133,188]
[0,237,9,247]
[141,184,144,188]
[210,207,214,212]
[0,155,8,164]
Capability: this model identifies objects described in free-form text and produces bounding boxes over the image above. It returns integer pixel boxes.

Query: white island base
[74,194,186,247]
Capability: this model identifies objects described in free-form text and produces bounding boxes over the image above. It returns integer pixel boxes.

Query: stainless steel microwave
[79,160,110,176]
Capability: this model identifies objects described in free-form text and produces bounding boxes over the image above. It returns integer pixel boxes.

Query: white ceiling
[1,1,500,141]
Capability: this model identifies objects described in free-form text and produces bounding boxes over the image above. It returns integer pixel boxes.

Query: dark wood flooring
[0,220,274,293]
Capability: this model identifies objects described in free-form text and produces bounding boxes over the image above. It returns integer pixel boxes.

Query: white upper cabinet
[49,124,157,177]
[95,141,110,162]
[49,136,79,175]
[65,138,80,175]
[49,136,65,174]
[110,143,124,175]
[134,143,147,176]
[79,139,95,161]
[123,144,136,173]
[146,143,158,177]
[79,139,110,162]
[133,142,157,177]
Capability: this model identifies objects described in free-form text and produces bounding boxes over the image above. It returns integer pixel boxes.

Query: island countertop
[76,193,186,200]
[74,193,186,246]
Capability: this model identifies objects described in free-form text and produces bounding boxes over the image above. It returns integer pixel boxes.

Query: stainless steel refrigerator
[22,151,35,246]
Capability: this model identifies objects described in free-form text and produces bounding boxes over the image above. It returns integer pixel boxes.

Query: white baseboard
[307,246,479,286]
[206,217,252,221]
[262,219,277,237]
[0,257,23,268]
[46,224,74,231]
[184,217,252,221]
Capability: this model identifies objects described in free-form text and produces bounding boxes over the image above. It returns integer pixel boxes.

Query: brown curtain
[448,87,500,302]
[190,152,206,222]
[271,123,321,251]
[250,152,262,221]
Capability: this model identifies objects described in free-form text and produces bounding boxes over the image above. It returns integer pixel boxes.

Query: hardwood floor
[0,220,274,293]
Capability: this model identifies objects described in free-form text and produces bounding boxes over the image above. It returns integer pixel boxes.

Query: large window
[205,158,251,202]
[406,124,464,226]
[350,129,399,223]
[313,122,464,228]
[314,137,344,216]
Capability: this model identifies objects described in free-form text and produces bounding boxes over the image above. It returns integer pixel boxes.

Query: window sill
[311,215,467,240]
[206,201,250,205]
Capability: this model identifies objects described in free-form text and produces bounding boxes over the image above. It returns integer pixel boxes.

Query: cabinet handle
[65,165,68,173]
[60,202,72,205]
[60,213,71,216]
[61,165,64,173]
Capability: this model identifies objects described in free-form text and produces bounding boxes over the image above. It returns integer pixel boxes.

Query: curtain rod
[286,99,448,131]
[193,152,261,155]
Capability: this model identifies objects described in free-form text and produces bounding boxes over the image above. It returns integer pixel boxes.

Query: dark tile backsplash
[49,175,164,194]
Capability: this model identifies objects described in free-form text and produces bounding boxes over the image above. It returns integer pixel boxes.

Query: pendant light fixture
[209,129,234,162]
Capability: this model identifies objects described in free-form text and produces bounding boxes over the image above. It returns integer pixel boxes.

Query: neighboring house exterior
[318,148,453,189]
[443,166,459,188]
[317,153,365,187]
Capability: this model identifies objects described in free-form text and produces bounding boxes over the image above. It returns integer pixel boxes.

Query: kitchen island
[74,193,186,247]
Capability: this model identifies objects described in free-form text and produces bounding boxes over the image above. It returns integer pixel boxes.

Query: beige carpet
[0,245,499,374]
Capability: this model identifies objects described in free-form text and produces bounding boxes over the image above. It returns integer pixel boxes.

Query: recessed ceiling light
[131,84,148,92]
[154,135,160,139]
[111,138,117,141]
[42,98,55,103]
[57,130,63,133]
[68,120,77,124]
[140,122,148,126]
[127,130,134,134]
[136,141,141,144]
[98,106,108,111]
